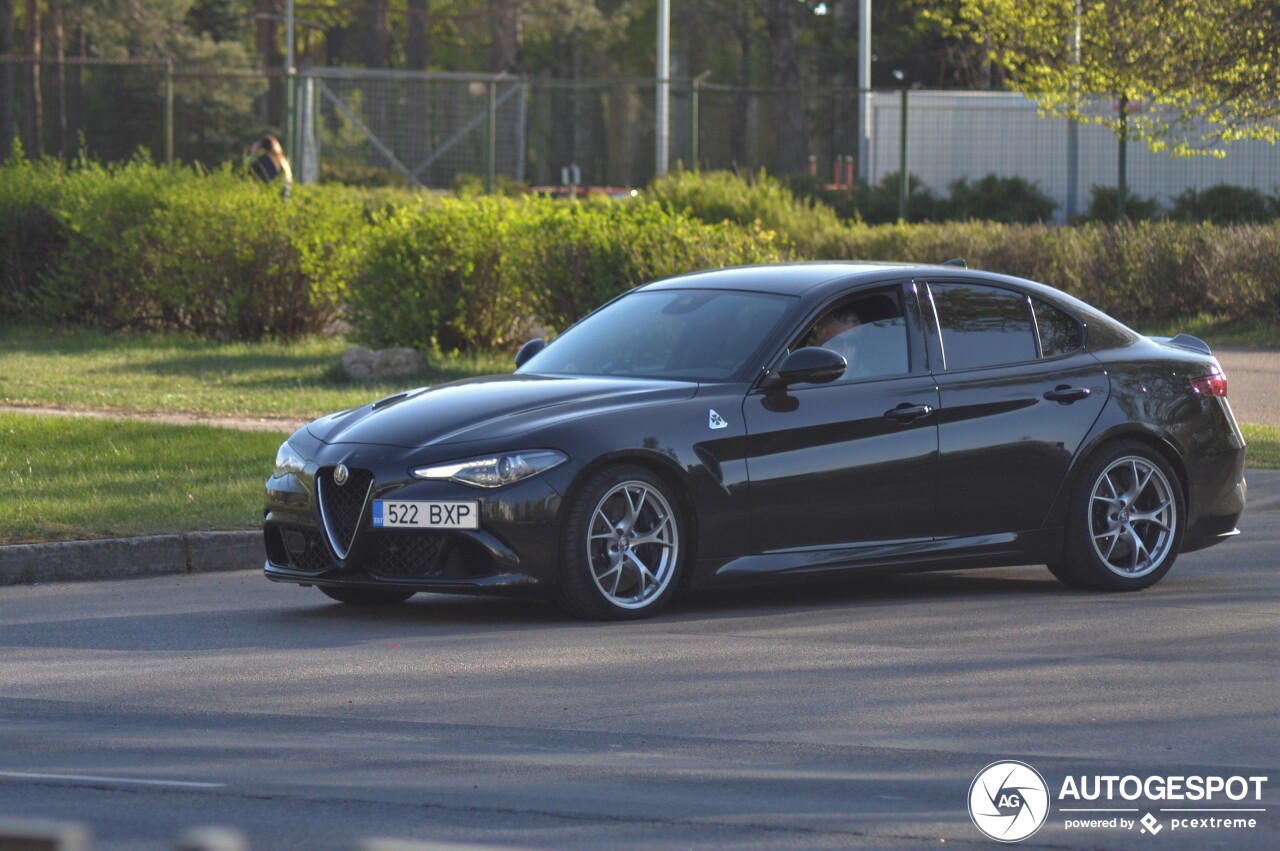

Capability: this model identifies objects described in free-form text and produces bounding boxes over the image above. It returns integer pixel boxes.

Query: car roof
[639,261,953,297]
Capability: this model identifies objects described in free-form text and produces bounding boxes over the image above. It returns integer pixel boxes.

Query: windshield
[518,289,795,381]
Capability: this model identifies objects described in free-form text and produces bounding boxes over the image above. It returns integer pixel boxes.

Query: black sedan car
[264,262,1247,619]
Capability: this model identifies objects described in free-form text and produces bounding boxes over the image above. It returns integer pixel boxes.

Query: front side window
[930,283,1038,370]
[796,289,910,381]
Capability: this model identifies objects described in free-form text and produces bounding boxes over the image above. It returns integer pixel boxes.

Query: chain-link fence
[4,57,1279,221]
[0,56,274,167]
[297,68,526,188]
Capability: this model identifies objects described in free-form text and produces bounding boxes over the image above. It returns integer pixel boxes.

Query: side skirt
[698,528,1064,586]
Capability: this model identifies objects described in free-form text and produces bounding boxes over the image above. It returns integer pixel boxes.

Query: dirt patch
[0,404,306,434]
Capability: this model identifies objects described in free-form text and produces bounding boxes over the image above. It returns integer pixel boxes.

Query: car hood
[307,374,699,449]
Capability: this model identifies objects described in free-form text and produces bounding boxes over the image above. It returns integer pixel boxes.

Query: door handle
[1043,385,1092,404]
[884,403,934,422]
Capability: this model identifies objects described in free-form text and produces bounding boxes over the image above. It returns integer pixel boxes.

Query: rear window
[930,283,1038,370]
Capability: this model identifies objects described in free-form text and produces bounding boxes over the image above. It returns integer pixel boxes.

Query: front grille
[317,466,374,559]
[369,532,450,578]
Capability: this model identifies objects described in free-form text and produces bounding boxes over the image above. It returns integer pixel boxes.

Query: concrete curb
[0,530,262,586]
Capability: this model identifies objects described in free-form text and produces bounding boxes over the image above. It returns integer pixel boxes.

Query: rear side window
[930,283,1037,370]
[1032,298,1083,357]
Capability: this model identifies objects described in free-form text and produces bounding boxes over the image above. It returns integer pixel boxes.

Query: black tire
[558,465,685,620]
[1051,441,1185,591]
[319,586,415,605]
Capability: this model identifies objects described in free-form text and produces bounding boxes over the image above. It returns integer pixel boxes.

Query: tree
[488,0,519,72]
[24,0,40,156]
[186,0,242,42]
[67,0,262,163]
[938,0,1280,154]
[1,0,15,159]
[407,0,429,70]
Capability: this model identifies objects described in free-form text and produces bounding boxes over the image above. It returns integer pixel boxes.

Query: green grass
[0,324,513,420]
[0,413,284,544]
[1243,424,1280,470]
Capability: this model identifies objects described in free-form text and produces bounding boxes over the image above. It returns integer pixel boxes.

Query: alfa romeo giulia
[264,262,1247,619]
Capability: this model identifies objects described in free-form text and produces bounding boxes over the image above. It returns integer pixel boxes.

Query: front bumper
[263,457,564,595]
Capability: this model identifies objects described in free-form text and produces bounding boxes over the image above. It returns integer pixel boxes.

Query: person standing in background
[247,134,293,200]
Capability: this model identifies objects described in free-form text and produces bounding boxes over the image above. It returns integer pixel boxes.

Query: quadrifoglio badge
[968,762,1269,842]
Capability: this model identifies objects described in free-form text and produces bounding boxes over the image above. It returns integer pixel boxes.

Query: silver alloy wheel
[1087,455,1177,578]
[586,480,679,610]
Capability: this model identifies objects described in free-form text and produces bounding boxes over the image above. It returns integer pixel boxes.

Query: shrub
[2,155,369,339]
[795,171,944,226]
[124,176,370,339]
[506,197,784,333]
[349,195,519,352]
[0,152,68,316]
[644,169,847,258]
[350,195,784,351]
[4,156,1278,350]
[1169,184,1276,225]
[943,174,1057,223]
[1078,185,1162,223]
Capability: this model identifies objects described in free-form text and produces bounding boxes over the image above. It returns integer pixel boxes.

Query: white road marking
[0,771,224,789]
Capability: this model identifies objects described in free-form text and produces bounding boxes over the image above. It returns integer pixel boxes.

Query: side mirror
[770,347,847,387]
[514,337,547,369]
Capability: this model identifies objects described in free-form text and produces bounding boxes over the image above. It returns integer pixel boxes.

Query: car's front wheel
[1050,441,1184,591]
[558,465,685,620]
[319,586,416,605]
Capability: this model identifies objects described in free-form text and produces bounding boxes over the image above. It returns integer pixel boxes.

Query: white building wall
[870,91,1280,221]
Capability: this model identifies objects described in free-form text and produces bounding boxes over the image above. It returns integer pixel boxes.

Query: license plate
[372,500,480,529]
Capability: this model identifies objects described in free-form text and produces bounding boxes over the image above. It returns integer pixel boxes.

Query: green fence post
[285,70,297,168]
[485,80,496,194]
[1117,93,1128,222]
[164,61,174,165]
[898,88,909,222]
[690,71,711,172]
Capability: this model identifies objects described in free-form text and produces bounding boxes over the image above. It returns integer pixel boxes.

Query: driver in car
[813,306,862,361]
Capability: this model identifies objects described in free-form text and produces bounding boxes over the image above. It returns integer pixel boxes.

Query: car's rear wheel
[319,586,415,605]
[1050,441,1184,591]
[558,465,684,620]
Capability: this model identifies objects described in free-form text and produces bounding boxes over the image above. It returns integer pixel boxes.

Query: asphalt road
[1,487,1277,850]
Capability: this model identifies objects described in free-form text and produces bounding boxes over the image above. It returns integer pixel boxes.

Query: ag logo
[968,761,1050,842]
[708,410,729,430]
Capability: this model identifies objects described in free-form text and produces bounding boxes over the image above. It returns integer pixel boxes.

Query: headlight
[274,440,307,477]
[412,450,567,489]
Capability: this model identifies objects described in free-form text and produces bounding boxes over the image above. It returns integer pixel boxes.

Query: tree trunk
[407,0,429,71]
[364,0,389,69]
[67,24,83,155]
[255,0,281,126]
[730,6,752,168]
[488,0,521,73]
[761,0,807,174]
[23,0,41,156]
[1,0,14,160]
[51,0,67,157]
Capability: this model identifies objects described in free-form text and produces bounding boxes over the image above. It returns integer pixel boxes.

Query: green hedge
[830,220,1280,326]
[350,195,783,350]
[0,155,372,339]
[2,161,1277,350]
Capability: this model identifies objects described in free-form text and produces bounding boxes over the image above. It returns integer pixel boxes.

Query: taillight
[1190,370,1228,397]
